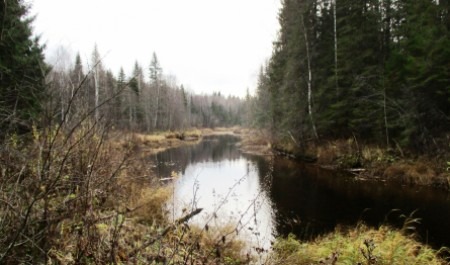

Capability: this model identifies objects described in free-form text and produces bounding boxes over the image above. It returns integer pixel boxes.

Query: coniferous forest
[251,0,449,151]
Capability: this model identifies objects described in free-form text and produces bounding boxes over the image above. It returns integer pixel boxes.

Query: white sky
[30,0,281,98]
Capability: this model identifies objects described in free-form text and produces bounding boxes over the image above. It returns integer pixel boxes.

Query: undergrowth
[0,67,247,264]
[0,124,250,264]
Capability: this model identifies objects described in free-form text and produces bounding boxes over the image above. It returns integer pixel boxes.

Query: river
[152,134,450,252]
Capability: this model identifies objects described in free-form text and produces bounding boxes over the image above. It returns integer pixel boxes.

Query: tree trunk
[333,0,339,96]
[94,69,99,121]
[383,80,390,147]
[301,14,319,140]
[154,84,160,130]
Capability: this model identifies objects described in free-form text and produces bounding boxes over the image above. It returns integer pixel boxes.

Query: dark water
[153,134,450,250]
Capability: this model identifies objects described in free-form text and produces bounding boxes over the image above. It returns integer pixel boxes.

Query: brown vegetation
[117,129,202,155]
[237,128,273,156]
[0,124,250,264]
[383,162,450,189]
[262,135,450,190]
[2,125,448,264]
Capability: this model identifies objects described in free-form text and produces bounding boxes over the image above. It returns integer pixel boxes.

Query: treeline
[251,0,450,150]
[47,49,245,133]
[1,0,245,139]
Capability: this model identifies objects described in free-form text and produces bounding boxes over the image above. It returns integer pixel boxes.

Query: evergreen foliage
[253,0,450,150]
[0,0,48,136]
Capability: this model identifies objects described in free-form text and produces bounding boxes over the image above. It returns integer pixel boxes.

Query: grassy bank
[119,128,202,154]
[312,138,450,190]
[268,224,448,265]
[242,129,450,190]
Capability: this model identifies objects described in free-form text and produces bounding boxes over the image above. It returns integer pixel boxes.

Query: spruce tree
[0,0,48,135]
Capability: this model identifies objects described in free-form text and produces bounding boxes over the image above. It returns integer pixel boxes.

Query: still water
[153,134,450,251]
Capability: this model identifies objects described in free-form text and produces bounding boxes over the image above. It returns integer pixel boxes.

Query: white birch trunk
[301,15,319,140]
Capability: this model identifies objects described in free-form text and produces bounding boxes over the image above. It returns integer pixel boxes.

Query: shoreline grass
[252,131,450,190]
[268,224,448,265]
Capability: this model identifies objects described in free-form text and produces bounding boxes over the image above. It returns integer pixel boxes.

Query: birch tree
[91,45,103,121]
[301,13,319,140]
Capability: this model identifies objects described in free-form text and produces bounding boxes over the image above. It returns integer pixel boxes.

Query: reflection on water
[269,158,450,248]
[152,135,450,251]
[154,135,275,251]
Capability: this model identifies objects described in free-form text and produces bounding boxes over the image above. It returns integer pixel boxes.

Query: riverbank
[125,128,448,264]
[2,127,447,263]
[237,129,450,191]
[114,129,202,154]
[310,138,450,189]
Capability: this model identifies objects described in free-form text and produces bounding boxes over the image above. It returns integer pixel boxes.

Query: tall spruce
[251,0,449,150]
[0,0,48,136]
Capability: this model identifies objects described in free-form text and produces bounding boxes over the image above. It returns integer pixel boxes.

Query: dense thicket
[0,0,48,136]
[252,0,450,150]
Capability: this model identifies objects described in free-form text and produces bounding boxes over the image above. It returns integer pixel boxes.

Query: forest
[1,0,449,264]
[2,44,246,138]
[46,50,246,133]
[1,3,246,137]
[250,0,449,152]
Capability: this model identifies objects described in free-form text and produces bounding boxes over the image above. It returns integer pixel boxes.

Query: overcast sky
[30,0,281,98]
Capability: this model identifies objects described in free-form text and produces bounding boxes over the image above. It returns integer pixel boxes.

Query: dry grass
[268,225,448,265]
[309,138,449,187]
[117,129,203,155]
[125,182,172,224]
[160,224,251,265]
[383,162,437,185]
[238,129,273,156]
[201,126,238,136]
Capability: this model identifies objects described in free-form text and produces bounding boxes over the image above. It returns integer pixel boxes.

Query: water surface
[152,135,450,251]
